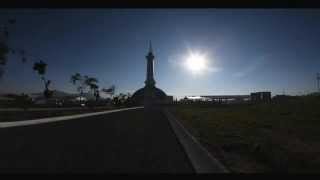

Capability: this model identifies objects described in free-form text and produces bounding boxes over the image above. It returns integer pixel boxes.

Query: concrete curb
[0,106,144,128]
[163,108,229,173]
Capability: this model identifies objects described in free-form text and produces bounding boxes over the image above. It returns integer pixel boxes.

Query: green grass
[171,96,320,173]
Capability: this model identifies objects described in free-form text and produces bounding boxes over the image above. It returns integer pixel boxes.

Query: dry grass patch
[171,96,320,173]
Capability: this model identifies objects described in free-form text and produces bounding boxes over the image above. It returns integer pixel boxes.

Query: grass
[170,95,320,173]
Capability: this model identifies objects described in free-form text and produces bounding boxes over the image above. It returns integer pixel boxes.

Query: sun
[185,52,207,74]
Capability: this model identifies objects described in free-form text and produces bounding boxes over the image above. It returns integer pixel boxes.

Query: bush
[13,94,33,109]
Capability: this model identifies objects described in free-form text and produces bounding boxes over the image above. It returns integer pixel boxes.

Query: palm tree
[84,76,99,101]
[33,60,53,99]
[84,76,98,89]
[70,73,85,103]
[70,73,81,85]
[70,74,99,103]
[92,84,100,102]
[0,33,9,79]
[33,60,47,75]
[0,41,9,66]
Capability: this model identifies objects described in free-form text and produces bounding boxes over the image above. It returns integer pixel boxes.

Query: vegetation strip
[163,108,229,173]
[0,106,144,128]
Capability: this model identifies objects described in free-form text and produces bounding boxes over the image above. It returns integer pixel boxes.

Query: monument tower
[145,41,156,88]
[131,41,168,106]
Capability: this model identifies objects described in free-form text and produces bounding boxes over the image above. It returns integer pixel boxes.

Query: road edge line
[0,106,144,128]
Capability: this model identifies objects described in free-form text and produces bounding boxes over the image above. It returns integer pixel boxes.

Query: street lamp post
[317,73,320,93]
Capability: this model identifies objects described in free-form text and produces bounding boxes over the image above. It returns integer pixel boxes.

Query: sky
[0,9,320,98]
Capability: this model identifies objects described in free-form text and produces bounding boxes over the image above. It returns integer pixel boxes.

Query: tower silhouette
[131,41,167,106]
[145,41,156,88]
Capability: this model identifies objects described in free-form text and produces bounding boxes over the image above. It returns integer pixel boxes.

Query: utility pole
[317,73,320,92]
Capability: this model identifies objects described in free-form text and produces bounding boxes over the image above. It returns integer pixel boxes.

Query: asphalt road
[0,108,194,173]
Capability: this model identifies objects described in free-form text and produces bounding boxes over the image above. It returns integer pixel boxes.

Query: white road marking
[0,106,144,128]
[0,107,109,112]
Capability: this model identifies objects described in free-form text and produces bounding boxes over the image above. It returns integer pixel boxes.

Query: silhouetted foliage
[85,76,99,101]
[33,60,47,75]
[70,73,100,103]
[111,93,132,107]
[70,73,85,103]
[0,41,9,66]
[84,77,98,86]
[0,19,39,82]
[0,39,9,79]
[33,60,53,99]
[70,73,81,85]
[0,19,16,78]
[13,93,33,110]
[93,89,100,101]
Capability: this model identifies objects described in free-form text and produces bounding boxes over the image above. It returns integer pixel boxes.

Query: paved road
[0,108,194,173]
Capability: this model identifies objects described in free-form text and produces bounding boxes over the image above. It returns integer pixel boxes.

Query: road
[0,108,194,173]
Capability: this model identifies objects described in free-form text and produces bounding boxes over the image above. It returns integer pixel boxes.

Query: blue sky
[0,9,320,98]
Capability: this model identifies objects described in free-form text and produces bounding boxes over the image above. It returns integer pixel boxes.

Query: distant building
[250,92,271,103]
[201,95,250,103]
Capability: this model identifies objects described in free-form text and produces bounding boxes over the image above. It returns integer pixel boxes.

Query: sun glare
[185,52,207,74]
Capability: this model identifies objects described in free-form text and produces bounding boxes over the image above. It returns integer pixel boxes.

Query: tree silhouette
[70,73,86,103]
[0,30,9,79]
[93,87,100,102]
[33,60,53,99]
[1,18,46,86]
[0,41,9,65]
[85,76,99,101]
[0,19,16,79]
[0,41,9,78]
[70,73,100,103]
[84,76,98,89]
[70,73,81,85]
[111,92,132,107]
[33,60,47,75]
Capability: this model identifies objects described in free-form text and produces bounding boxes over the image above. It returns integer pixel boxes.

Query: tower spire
[149,40,153,54]
[145,40,155,87]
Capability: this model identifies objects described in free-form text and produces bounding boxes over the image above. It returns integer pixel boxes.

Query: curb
[163,108,229,173]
